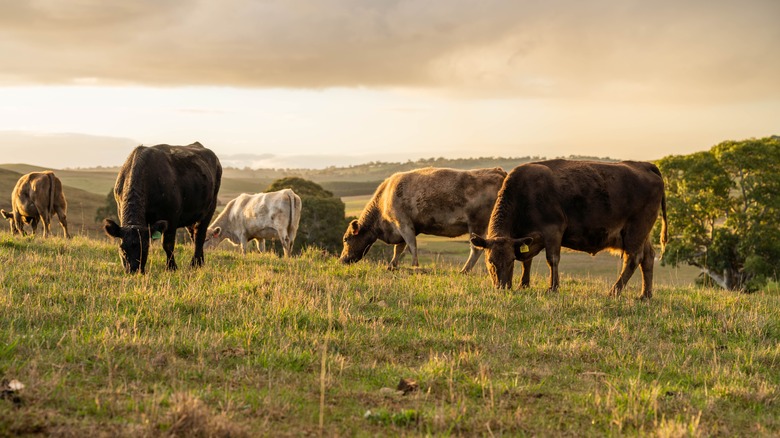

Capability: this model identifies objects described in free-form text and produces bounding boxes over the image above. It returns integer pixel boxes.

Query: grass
[1,232,778,436]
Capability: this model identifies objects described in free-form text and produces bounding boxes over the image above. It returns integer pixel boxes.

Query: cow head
[470,234,534,289]
[203,226,224,249]
[1,210,17,234]
[339,219,377,264]
[104,219,168,274]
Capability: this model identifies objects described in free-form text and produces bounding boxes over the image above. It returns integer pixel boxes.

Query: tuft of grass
[1,232,778,436]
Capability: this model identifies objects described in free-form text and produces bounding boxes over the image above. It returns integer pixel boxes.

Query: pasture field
[1,234,778,437]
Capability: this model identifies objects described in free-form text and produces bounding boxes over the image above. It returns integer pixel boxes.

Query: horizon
[1,1,779,169]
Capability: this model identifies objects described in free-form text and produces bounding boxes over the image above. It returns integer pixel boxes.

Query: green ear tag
[520,244,530,253]
[152,231,162,240]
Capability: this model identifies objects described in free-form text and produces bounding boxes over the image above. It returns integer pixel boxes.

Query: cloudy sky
[1,0,778,168]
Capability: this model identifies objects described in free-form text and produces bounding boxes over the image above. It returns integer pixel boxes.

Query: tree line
[657,136,779,291]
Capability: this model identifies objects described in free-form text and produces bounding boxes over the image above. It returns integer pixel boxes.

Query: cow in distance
[1,171,71,238]
[205,189,302,256]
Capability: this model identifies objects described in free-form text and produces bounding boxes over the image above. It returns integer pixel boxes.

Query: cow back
[372,167,506,237]
[115,143,222,228]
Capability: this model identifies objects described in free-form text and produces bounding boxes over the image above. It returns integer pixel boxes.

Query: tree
[267,177,347,254]
[95,189,117,223]
[657,137,780,291]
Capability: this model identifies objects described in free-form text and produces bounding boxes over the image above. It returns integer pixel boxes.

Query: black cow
[471,160,667,299]
[104,142,222,274]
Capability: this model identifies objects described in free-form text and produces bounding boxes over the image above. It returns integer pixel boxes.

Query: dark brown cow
[104,142,222,274]
[1,171,70,238]
[471,160,667,299]
[340,167,507,272]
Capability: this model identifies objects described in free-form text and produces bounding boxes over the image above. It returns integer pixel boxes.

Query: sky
[0,0,778,169]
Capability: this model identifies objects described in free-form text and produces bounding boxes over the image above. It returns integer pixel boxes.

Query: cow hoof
[386,265,397,271]
[638,294,652,301]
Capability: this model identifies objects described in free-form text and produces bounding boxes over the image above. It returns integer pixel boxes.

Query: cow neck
[488,185,521,239]
[119,152,150,227]
[358,202,381,237]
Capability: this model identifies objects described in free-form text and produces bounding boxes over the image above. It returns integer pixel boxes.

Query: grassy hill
[0,235,777,436]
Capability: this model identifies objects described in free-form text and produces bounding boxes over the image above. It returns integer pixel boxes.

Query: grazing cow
[339,167,507,272]
[470,159,668,299]
[103,142,222,274]
[1,171,70,238]
[204,189,302,256]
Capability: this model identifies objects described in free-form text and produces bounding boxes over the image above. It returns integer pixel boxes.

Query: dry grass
[0,233,778,436]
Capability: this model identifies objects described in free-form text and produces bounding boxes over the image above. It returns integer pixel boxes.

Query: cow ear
[512,236,534,256]
[212,226,221,238]
[104,219,122,238]
[151,220,168,235]
[1,209,12,219]
[349,220,360,235]
[470,233,491,250]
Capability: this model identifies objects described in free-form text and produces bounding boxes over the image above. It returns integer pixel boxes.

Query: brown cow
[1,171,70,238]
[470,160,667,299]
[339,167,507,272]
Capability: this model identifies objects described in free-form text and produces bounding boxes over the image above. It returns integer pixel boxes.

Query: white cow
[205,189,302,256]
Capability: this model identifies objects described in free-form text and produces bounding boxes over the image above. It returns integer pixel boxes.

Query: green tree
[95,189,117,223]
[657,137,780,291]
[267,177,347,254]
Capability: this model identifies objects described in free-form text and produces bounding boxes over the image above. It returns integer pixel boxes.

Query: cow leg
[281,238,293,257]
[55,206,70,238]
[638,241,655,300]
[459,244,483,273]
[163,231,178,271]
[520,259,533,288]
[610,251,641,297]
[25,216,37,236]
[398,226,419,267]
[191,222,208,268]
[37,204,52,238]
[239,237,250,254]
[545,244,561,291]
[258,239,266,252]
[388,242,407,270]
[12,212,25,235]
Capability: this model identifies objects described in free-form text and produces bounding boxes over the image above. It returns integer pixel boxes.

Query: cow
[103,142,222,274]
[470,159,668,299]
[204,189,302,256]
[339,167,507,272]
[1,171,71,238]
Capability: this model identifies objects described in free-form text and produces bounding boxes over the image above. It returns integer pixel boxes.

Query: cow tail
[286,190,298,253]
[659,191,668,256]
[47,172,55,219]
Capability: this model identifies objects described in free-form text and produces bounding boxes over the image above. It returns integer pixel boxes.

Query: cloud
[0,0,779,102]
